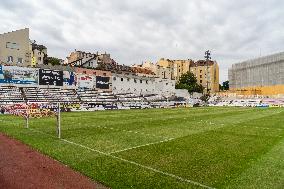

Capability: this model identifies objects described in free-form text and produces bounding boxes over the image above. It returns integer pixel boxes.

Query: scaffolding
[229,52,284,89]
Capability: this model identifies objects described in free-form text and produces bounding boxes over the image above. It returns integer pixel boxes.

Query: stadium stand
[22,87,80,103]
[0,86,25,105]
[77,90,117,104]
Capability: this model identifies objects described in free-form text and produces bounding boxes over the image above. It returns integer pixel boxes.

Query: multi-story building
[0,28,31,66]
[31,43,47,66]
[157,58,193,80]
[66,50,121,70]
[190,60,219,93]
[155,65,174,80]
[133,58,220,93]
[140,61,157,73]
[66,50,97,68]
[229,52,284,96]
[0,28,48,67]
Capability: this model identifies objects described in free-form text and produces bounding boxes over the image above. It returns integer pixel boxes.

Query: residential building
[155,65,174,80]
[131,63,156,77]
[157,58,193,80]
[0,28,48,67]
[66,50,97,68]
[31,43,47,66]
[190,60,219,93]
[0,28,31,66]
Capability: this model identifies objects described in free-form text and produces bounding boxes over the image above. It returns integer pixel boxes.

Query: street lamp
[204,50,212,94]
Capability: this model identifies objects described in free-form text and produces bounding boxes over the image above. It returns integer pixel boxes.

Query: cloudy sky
[1,0,284,82]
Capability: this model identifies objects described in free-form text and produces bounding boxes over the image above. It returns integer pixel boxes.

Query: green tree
[219,84,223,91]
[222,81,229,90]
[175,72,204,94]
[47,57,61,66]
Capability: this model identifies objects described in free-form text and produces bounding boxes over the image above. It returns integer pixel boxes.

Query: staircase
[19,87,27,102]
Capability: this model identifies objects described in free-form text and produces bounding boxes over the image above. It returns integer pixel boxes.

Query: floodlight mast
[204,50,212,94]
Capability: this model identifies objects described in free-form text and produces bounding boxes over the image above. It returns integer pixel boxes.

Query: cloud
[0,0,283,82]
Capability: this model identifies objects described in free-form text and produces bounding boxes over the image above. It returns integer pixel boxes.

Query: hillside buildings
[0,28,220,96]
[0,28,47,67]
[133,58,220,93]
[229,52,284,96]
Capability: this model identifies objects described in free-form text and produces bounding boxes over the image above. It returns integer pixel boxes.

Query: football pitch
[0,107,283,188]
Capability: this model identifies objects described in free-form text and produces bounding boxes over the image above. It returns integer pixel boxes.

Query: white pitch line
[242,126,284,131]
[109,138,175,154]
[28,128,215,189]
[61,138,215,189]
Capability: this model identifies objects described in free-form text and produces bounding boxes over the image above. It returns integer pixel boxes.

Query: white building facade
[112,72,176,96]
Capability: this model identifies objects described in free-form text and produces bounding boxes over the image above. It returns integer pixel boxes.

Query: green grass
[0,107,283,188]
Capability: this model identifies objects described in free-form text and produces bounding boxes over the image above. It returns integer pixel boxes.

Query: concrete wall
[112,73,155,95]
[154,78,176,96]
[112,72,176,96]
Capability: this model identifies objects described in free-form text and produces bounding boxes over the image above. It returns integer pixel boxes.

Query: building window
[140,80,142,83]
[6,42,19,50]
[113,77,116,81]
[17,58,23,64]
[127,78,130,82]
[7,56,13,63]
[103,73,106,76]
[38,57,42,61]
[83,71,87,74]
[200,70,202,73]
[121,78,123,82]
[200,80,202,83]
[38,52,41,55]
[134,79,137,83]
[200,75,202,78]
[146,80,148,84]
[93,72,96,75]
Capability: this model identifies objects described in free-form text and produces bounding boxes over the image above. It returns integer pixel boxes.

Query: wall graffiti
[96,76,110,89]
[76,74,94,89]
[0,65,38,85]
[63,71,75,87]
[39,69,63,86]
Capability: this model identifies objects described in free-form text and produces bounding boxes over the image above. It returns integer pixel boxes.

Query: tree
[219,84,223,91]
[175,72,204,94]
[47,57,61,66]
[222,81,229,91]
